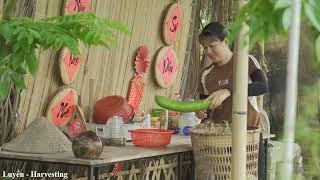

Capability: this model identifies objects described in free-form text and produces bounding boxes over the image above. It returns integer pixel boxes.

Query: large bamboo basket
[190,123,260,180]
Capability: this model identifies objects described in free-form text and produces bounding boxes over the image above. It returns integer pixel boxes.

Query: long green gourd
[154,95,210,112]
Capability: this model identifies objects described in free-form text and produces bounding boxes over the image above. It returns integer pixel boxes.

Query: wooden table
[0,135,194,180]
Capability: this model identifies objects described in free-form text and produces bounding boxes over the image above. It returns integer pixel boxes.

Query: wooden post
[231,0,249,179]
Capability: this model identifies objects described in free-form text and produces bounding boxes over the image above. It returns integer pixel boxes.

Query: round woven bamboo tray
[154,46,178,88]
[162,2,181,45]
[190,123,260,180]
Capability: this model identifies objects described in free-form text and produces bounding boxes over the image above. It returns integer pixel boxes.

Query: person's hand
[196,110,207,120]
[203,89,231,109]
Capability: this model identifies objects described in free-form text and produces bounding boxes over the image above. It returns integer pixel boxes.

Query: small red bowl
[129,129,174,147]
[93,96,133,124]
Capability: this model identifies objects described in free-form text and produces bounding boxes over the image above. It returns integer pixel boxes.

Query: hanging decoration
[134,46,150,74]
[162,2,181,45]
[59,48,81,85]
[154,46,178,88]
[58,0,91,85]
[127,46,150,113]
[46,87,78,127]
[128,75,145,113]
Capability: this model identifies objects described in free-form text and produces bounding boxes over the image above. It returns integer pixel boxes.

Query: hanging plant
[0,11,128,99]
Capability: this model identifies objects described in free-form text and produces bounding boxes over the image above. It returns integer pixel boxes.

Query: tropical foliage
[0,13,127,98]
[228,0,320,63]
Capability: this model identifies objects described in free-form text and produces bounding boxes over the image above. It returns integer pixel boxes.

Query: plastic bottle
[179,98,197,136]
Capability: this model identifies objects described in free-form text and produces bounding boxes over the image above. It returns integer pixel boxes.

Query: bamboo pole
[231,0,249,179]
[88,79,96,130]
[281,0,302,179]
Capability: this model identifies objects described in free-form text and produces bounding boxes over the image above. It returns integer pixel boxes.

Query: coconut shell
[72,131,103,159]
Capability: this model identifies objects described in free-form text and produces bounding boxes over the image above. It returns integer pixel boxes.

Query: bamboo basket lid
[154,46,179,88]
[46,87,78,127]
[1,117,71,154]
[162,2,182,45]
[59,48,81,85]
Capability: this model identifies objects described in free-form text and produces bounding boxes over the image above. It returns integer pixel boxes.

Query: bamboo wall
[11,0,194,126]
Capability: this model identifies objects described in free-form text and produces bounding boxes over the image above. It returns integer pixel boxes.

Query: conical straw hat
[1,117,71,154]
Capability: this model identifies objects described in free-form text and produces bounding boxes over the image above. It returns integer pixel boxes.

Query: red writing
[57,102,72,118]
[69,56,79,66]
[162,57,174,74]
[74,0,85,12]
[169,16,179,32]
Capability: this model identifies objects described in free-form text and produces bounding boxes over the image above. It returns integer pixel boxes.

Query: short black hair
[199,22,227,41]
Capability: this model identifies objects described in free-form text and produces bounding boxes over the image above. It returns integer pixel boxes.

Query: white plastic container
[178,98,200,136]
[179,112,197,136]
[94,115,151,140]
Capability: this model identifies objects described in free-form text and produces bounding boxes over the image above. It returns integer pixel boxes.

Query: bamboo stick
[231,1,249,179]
[88,79,96,128]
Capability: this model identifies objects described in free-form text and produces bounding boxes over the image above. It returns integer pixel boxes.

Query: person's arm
[247,55,268,96]
[200,94,209,100]
[248,69,268,96]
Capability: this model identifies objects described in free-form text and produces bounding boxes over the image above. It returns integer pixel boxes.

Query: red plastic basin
[129,129,174,147]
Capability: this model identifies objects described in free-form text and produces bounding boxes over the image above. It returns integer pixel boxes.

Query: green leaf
[282,7,291,31]
[274,0,292,10]
[53,39,63,50]
[0,22,12,39]
[85,31,96,42]
[17,31,27,41]
[26,52,38,76]
[27,35,34,45]
[304,3,320,31]
[10,52,25,69]
[0,79,10,98]
[0,67,8,77]
[15,65,27,74]
[315,35,320,63]
[10,74,26,89]
[64,43,79,56]
[28,29,41,39]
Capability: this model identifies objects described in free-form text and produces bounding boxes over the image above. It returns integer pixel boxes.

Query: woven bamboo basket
[190,123,260,180]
